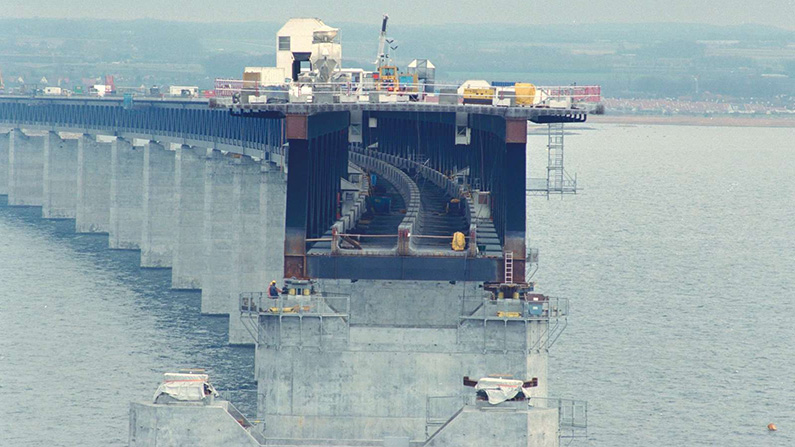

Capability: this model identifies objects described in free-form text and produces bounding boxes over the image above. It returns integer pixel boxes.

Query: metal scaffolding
[528,123,578,198]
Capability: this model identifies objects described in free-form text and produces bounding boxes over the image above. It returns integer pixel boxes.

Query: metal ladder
[526,122,577,197]
[547,122,565,194]
[504,251,514,284]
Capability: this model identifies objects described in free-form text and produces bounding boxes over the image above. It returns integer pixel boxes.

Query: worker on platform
[268,280,280,299]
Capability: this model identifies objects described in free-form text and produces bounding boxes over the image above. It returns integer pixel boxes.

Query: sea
[1,123,793,446]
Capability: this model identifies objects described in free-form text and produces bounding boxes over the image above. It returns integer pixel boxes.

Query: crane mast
[375,14,389,70]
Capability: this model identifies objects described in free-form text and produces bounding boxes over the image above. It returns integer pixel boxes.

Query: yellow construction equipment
[268,306,311,313]
[451,231,466,251]
[462,87,495,105]
[515,83,536,106]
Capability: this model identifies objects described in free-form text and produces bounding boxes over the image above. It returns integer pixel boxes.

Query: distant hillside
[1,18,793,98]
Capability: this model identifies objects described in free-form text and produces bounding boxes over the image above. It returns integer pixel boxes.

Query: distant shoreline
[587,114,795,128]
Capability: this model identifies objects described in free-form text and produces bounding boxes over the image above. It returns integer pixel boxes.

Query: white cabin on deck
[276,18,341,82]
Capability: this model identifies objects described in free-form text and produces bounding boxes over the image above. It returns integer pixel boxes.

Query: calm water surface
[530,124,795,446]
[1,124,793,446]
[0,203,255,446]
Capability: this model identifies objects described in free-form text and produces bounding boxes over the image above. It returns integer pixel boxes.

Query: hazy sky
[2,0,795,30]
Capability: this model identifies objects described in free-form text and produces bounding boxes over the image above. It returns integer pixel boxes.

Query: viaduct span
[0,95,587,446]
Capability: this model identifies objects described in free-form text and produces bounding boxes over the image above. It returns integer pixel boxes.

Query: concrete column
[109,138,144,249]
[0,131,9,195]
[8,129,44,206]
[172,145,206,289]
[261,163,287,288]
[201,151,237,315]
[42,132,78,219]
[229,156,265,345]
[526,322,550,399]
[76,135,111,232]
[140,141,175,267]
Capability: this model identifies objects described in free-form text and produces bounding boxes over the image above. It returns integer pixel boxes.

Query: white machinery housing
[277,18,341,82]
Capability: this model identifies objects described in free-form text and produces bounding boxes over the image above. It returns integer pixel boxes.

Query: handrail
[212,79,601,107]
[240,292,350,318]
[460,295,569,321]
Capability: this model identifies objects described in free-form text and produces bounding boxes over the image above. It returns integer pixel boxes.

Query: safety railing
[425,395,467,438]
[458,295,569,352]
[241,291,351,349]
[216,390,267,444]
[425,393,587,440]
[213,78,599,110]
[532,397,588,439]
[460,295,569,321]
[240,292,350,317]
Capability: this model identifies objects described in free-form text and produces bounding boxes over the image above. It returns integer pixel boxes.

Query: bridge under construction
[0,15,592,447]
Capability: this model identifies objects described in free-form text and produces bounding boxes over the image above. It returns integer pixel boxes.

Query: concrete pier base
[109,138,144,249]
[0,131,9,195]
[129,401,261,447]
[255,279,555,443]
[425,406,559,447]
[42,132,78,219]
[201,151,237,315]
[172,145,206,289]
[229,156,264,345]
[140,141,175,267]
[8,129,44,206]
[76,134,111,232]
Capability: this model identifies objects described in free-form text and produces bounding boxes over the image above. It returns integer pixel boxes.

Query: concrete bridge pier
[8,129,44,206]
[76,134,111,233]
[260,162,287,295]
[201,151,237,314]
[109,138,144,249]
[172,144,207,289]
[229,155,266,345]
[140,141,176,268]
[0,130,9,195]
[42,132,78,219]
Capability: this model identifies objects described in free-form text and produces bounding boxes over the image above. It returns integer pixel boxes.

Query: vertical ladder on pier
[526,123,577,197]
[504,251,514,284]
[547,123,565,195]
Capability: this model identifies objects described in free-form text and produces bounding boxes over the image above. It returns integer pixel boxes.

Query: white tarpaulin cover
[153,373,218,403]
[474,377,533,405]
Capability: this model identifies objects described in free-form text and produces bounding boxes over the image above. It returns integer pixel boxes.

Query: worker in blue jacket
[268,280,280,299]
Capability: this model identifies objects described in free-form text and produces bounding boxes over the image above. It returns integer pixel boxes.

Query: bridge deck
[414,180,469,251]
[232,102,587,123]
